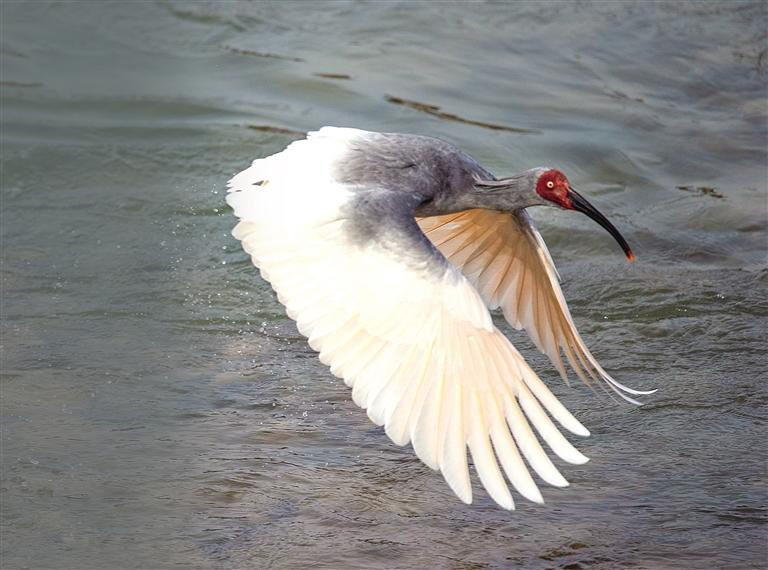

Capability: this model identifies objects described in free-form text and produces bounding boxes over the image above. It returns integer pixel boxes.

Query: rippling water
[2,1,766,568]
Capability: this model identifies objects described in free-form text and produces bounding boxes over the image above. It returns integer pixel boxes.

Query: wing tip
[546,473,570,488]
[571,423,591,438]
[455,486,473,505]
[565,450,590,465]
[498,497,515,510]
[523,486,545,505]
[443,471,473,505]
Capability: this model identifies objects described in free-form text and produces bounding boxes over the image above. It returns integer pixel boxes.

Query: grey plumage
[337,131,547,275]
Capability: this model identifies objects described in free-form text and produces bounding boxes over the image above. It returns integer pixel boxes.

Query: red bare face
[534,169,635,261]
[535,169,572,208]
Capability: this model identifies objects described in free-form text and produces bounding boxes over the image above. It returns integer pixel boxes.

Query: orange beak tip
[626,251,635,263]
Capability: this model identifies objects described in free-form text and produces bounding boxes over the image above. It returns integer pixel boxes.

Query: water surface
[2,2,766,568]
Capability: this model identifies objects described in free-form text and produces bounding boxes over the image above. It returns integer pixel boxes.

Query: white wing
[227,127,589,509]
[417,209,653,403]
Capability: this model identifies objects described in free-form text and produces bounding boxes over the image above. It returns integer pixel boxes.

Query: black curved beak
[569,189,634,261]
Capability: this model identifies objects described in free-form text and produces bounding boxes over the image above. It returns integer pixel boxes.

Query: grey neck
[416,167,549,216]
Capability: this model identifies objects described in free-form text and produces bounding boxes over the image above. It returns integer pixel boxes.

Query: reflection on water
[2,1,766,568]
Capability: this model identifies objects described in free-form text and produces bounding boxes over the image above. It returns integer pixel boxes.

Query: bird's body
[227,126,652,510]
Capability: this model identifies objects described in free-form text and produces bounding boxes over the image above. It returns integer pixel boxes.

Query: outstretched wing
[227,127,589,509]
[417,209,651,403]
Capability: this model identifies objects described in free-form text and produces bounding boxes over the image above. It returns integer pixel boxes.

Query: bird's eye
[546,181,554,189]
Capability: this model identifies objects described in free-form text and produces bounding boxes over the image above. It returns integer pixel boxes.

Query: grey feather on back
[334,132,491,277]
[335,132,493,201]
[342,188,450,278]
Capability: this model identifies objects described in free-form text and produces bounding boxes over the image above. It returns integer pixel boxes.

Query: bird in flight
[226,126,653,510]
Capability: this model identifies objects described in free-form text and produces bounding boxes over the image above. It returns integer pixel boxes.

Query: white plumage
[226,126,650,510]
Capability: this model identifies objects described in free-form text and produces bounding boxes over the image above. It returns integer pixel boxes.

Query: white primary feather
[227,126,590,509]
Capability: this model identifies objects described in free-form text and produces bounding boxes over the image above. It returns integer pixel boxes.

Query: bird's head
[533,168,634,262]
[472,167,634,261]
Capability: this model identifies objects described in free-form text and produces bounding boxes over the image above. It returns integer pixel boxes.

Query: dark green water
[1,1,766,568]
